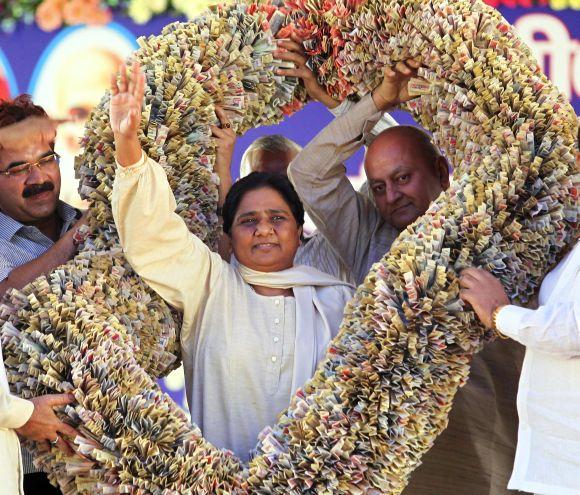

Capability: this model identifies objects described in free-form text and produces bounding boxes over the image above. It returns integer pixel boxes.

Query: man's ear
[437,156,451,190]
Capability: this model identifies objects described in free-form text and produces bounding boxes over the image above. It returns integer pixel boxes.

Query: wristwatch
[492,304,509,339]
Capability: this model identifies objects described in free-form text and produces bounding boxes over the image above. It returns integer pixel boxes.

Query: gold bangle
[492,304,509,339]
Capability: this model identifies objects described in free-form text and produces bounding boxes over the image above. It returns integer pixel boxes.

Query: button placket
[270,298,283,368]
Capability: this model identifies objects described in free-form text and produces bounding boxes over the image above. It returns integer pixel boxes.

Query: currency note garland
[1,0,577,493]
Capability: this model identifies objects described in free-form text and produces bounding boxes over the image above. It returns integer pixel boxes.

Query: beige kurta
[112,156,353,462]
[1,345,34,495]
[289,94,524,494]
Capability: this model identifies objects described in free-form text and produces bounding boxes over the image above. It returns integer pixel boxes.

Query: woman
[459,240,580,494]
[110,62,354,461]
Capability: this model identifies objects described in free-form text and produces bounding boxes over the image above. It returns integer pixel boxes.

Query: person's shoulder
[0,210,24,242]
[318,280,355,302]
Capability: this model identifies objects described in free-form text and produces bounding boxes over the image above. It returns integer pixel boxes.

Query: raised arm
[287,94,382,271]
[286,61,419,272]
[110,61,223,317]
[210,107,236,262]
[328,99,398,141]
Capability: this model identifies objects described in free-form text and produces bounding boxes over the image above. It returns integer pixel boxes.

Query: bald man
[288,66,524,495]
[288,62,449,286]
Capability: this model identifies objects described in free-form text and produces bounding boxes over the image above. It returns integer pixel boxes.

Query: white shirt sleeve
[0,389,34,430]
[328,99,397,136]
[112,153,225,324]
[497,302,580,358]
[0,347,34,430]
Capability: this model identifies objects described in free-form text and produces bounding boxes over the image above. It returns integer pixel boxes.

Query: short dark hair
[0,94,48,129]
[222,172,305,235]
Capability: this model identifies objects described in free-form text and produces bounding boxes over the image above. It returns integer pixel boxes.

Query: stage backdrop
[1,2,578,413]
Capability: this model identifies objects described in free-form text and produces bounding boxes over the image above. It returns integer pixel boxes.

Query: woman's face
[230,187,302,272]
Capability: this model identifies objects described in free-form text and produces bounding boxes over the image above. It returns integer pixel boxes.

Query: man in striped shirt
[0,95,85,495]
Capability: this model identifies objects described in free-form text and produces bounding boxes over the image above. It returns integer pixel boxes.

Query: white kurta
[112,156,354,461]
[497,243,580,494]
[1,345,34,495]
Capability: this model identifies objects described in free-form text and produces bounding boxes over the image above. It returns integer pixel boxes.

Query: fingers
[128,108,141,130]
[57,422,80,439]
[384,58,421,78]
[210,125,228,138]
[127,60,138,95]
[45,393,75,407]
[459,288,472,304]
[274,48,307,67]
[395,60,418,76]
[214,106,230,127]
[458,269,480,289]
[118,62,128,93]
[289,32,305,45]
[57,437,75,456]
[111,61,144,101]
[406,57,422,69]
[129,60,144,101]
[276,67,312,80]
[276,38,306,55]
[48,435,74,456]
[135,69,146,102]
[110,72,119,96]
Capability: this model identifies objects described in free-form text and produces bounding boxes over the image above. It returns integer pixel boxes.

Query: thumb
[45,393,75,407]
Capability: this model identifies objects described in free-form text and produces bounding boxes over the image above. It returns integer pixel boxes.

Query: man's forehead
[253,149,293,175]
[0,145,52,168]
[366,139,435,173]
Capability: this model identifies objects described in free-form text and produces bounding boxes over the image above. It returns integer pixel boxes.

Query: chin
[248,255,294,272]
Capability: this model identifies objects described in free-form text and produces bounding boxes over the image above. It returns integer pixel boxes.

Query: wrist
[114,134,142,167]
[492,304,509,339]
[371,90,395,112]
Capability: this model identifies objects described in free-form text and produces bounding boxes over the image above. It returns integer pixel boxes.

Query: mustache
[22,182,54,198]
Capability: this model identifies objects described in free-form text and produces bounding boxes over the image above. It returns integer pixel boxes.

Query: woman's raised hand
[110,60,145,139]
[110,60,146,167]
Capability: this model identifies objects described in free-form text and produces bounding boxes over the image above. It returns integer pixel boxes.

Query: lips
[26,190,53,201]
[391,203,413,215]
[253,242,279,250]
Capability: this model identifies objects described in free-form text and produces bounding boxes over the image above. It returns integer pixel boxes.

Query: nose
[385,183,402,205]
[254,219,274,236]
[25,163,47,184]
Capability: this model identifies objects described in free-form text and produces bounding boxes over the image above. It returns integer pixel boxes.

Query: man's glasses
[0,152,60,178]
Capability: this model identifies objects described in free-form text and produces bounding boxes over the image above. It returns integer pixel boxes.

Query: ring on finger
[50,436,59,446]
[223,123,231,129]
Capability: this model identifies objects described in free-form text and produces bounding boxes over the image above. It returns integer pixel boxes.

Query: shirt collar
[56,201,80,231]
[0,210,24,241]
[0,200,78,241]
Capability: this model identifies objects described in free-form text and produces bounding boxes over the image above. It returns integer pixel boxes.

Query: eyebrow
[5,150,54,170]
[237,208,289,219]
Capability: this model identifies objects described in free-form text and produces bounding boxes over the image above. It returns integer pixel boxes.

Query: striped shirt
[0,201,78,474]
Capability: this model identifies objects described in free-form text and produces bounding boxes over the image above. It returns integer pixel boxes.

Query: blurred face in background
[250,149,298,176]
[54,48,122,156]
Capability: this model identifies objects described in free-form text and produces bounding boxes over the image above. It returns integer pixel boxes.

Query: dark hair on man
[222,172,305,235]
[0,94,48,129]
